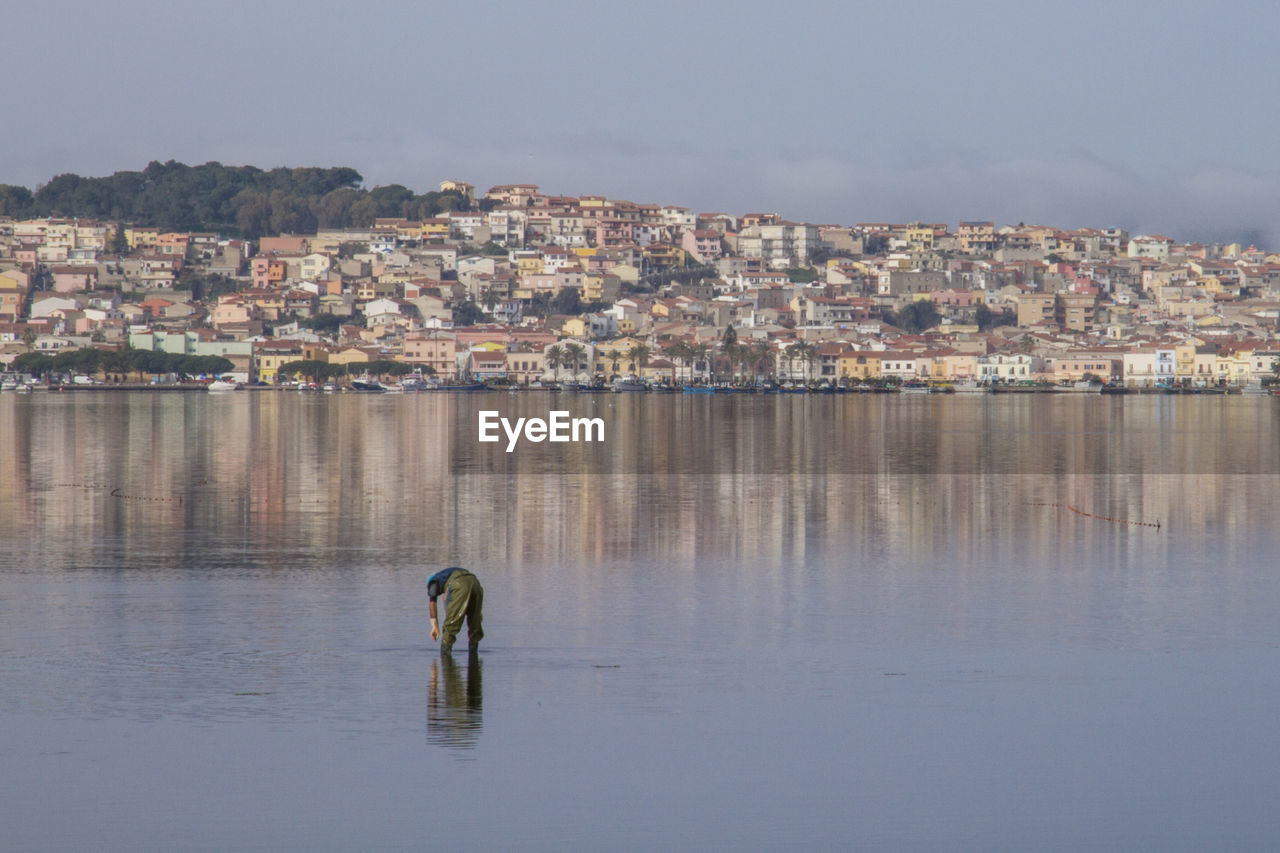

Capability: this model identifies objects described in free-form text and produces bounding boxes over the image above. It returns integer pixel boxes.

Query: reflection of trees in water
[10,394,1280,574]
[427,651,482,749]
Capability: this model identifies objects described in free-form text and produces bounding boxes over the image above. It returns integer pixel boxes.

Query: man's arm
[429,597,440,640]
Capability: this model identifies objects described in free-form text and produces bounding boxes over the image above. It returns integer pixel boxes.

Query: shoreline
[3,383,1265,396]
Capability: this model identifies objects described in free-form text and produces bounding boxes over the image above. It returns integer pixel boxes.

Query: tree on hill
[300,313,345,336]
[179,270,239,302]
[550,287,581,315]
[452,299,487,326]
[864,235,890,255]
[111,222,129,255]
[0,184,35,217]
[975,303,1016,332]
[5,161,473,239]
[893,300,941,333]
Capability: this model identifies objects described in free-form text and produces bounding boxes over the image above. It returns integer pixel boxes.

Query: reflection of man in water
[428,566,484,654]
[427,651,482,749]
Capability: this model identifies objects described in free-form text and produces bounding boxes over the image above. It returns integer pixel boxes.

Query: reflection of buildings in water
[5,395,1280,578]
[427,651,483,749]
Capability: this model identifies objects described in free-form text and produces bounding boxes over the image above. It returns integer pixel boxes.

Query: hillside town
[3,179,1280,390]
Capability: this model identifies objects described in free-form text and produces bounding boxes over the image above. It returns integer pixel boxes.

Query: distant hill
[0,160,472,239]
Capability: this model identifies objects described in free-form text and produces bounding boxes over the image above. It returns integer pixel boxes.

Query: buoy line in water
[1030,501,1161,530]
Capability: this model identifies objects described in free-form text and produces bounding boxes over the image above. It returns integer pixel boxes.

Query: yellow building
[0,269,27,320]
[1015,294,1056,327]
[421,219,449,241]
[904,223,934,249]
[254,341,306,383]
[395,222,424,242]
[308,235,342,255]
[245,290,286,318]
[1216,351,1253,384]
[1174,343,1198,381]
[641,245,687,270]
[329,347,376,369]
[1055,293,1097,332]
[126,227,161,250]
[356,279,398,301]
[561,318,589,339]
[838,351,881,381]
[439,180,474,201]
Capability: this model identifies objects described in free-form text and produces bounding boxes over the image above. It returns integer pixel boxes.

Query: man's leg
[466,580,484,649]
[441,572,478,652]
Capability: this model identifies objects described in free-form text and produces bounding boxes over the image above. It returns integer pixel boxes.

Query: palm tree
[665,341,690,383]
[803,343,819,383]
[750,340,773,383]
[563,342,586,381]
[785,342,802,383]
[604,349,622,376]
[791,341,817,383]
[687,343,710,383]
[626,343,651,377]
[724,341,747,384]
[545,344,563,381]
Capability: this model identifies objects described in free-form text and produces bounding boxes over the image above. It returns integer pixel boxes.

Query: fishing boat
[612,375,647,392]
[350,374,389,392]
[400,372,430,392]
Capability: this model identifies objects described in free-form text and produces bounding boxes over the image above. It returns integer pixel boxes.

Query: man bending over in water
[429,566,484,653]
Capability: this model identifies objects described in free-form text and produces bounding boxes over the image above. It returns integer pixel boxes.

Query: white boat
[400,371,430,392]
[350,374,389,392]
[612,375,647,392]
[951,379,985,394]
[207,379,239,392]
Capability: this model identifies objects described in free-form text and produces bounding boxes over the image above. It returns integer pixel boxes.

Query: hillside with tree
[0,160,472,239]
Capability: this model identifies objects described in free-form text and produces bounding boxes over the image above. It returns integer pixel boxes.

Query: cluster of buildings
[3,180,1280,388]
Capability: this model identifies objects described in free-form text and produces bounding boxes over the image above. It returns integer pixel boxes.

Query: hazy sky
[10,0,1280,243]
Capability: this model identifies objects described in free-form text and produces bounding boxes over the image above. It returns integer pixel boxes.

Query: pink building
[404,330,458,379]
[251,256,272,289]
[681,229,723,263]
[51,266,98,293]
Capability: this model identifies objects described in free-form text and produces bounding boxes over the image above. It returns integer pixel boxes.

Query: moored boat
[350,374,389,392]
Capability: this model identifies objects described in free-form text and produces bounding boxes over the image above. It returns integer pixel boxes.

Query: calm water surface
[2,391,1279,851]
